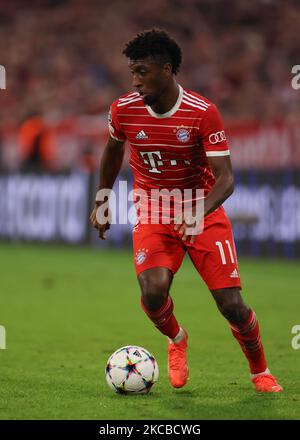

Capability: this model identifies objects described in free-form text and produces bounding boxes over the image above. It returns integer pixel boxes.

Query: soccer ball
[105,345,159,394]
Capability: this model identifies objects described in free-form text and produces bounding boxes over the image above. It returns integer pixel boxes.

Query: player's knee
[139,272,171,311]
[212,288,249,324]
[140,282,169,311]
[221,302,249,324]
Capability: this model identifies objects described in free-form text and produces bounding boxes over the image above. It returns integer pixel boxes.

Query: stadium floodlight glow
[0,65,6,90]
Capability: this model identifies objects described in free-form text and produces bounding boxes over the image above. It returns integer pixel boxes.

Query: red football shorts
[132,207,241,291]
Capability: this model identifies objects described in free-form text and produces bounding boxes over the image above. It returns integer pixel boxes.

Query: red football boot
[168,329,189,388]
[252,374,283,393]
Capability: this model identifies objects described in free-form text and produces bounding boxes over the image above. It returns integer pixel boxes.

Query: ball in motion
[105,345,159,394]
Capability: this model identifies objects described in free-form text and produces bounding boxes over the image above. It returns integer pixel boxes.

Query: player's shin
[229,309,267,374]
[140,295,181,340]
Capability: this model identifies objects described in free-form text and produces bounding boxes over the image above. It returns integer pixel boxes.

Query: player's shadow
[168,386,283,420]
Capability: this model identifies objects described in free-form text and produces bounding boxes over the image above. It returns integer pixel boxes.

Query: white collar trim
[146,84,183,118]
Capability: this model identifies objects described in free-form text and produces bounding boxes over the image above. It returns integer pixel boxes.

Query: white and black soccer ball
[105,346,159,394]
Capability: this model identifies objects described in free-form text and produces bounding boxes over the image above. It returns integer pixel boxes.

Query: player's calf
[139,267,181,339]
[211,287,250,324]
[211,287,282,391]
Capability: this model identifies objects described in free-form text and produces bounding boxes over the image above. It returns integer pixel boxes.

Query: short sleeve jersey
[108,85,229,197]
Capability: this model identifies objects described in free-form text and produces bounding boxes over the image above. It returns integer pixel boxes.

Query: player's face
[129,57,170,106]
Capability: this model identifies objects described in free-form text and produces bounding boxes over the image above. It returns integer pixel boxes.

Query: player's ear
[162,62,172,76]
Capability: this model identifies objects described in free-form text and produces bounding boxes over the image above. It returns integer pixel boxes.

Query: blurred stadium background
[1,0,300,256]
[1,0,300,420]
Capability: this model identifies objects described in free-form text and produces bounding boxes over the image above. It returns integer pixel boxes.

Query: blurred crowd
[0,0,299,170]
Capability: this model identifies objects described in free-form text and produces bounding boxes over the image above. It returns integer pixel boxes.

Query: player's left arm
[174,155,234,243]
[175,103,234,243]
[204,154,234,216]
[201,103,234,215]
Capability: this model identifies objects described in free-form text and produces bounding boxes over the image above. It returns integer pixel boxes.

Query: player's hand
[89,203,111,240]
[173,210,203,244]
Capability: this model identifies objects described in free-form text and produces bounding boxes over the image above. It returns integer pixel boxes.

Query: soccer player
[90,29,282,392]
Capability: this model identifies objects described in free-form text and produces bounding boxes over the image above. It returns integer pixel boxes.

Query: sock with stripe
[229,309,267,374]
[140,296,180,340]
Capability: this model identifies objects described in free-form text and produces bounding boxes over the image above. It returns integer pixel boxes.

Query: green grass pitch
[0,243,299,420]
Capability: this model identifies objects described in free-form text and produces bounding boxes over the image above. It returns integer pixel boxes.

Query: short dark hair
[123,28,182,75]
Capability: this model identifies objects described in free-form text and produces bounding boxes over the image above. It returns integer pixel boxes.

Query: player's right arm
[90,102,126,239]
[90,135,125,239]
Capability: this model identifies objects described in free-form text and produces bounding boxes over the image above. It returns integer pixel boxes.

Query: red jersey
[108,85,230,219]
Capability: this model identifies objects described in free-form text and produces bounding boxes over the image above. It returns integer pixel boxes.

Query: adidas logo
[230,269,239,278]
[133,350,142,357]
[136,130,148,140]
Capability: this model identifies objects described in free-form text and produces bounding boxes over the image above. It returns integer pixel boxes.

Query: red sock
[229,309,267,374]
[140,296,180,339]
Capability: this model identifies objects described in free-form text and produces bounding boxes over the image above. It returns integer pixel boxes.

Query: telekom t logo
[140,151,191,174]
[0,65,6,90]
[140,151,163,173]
